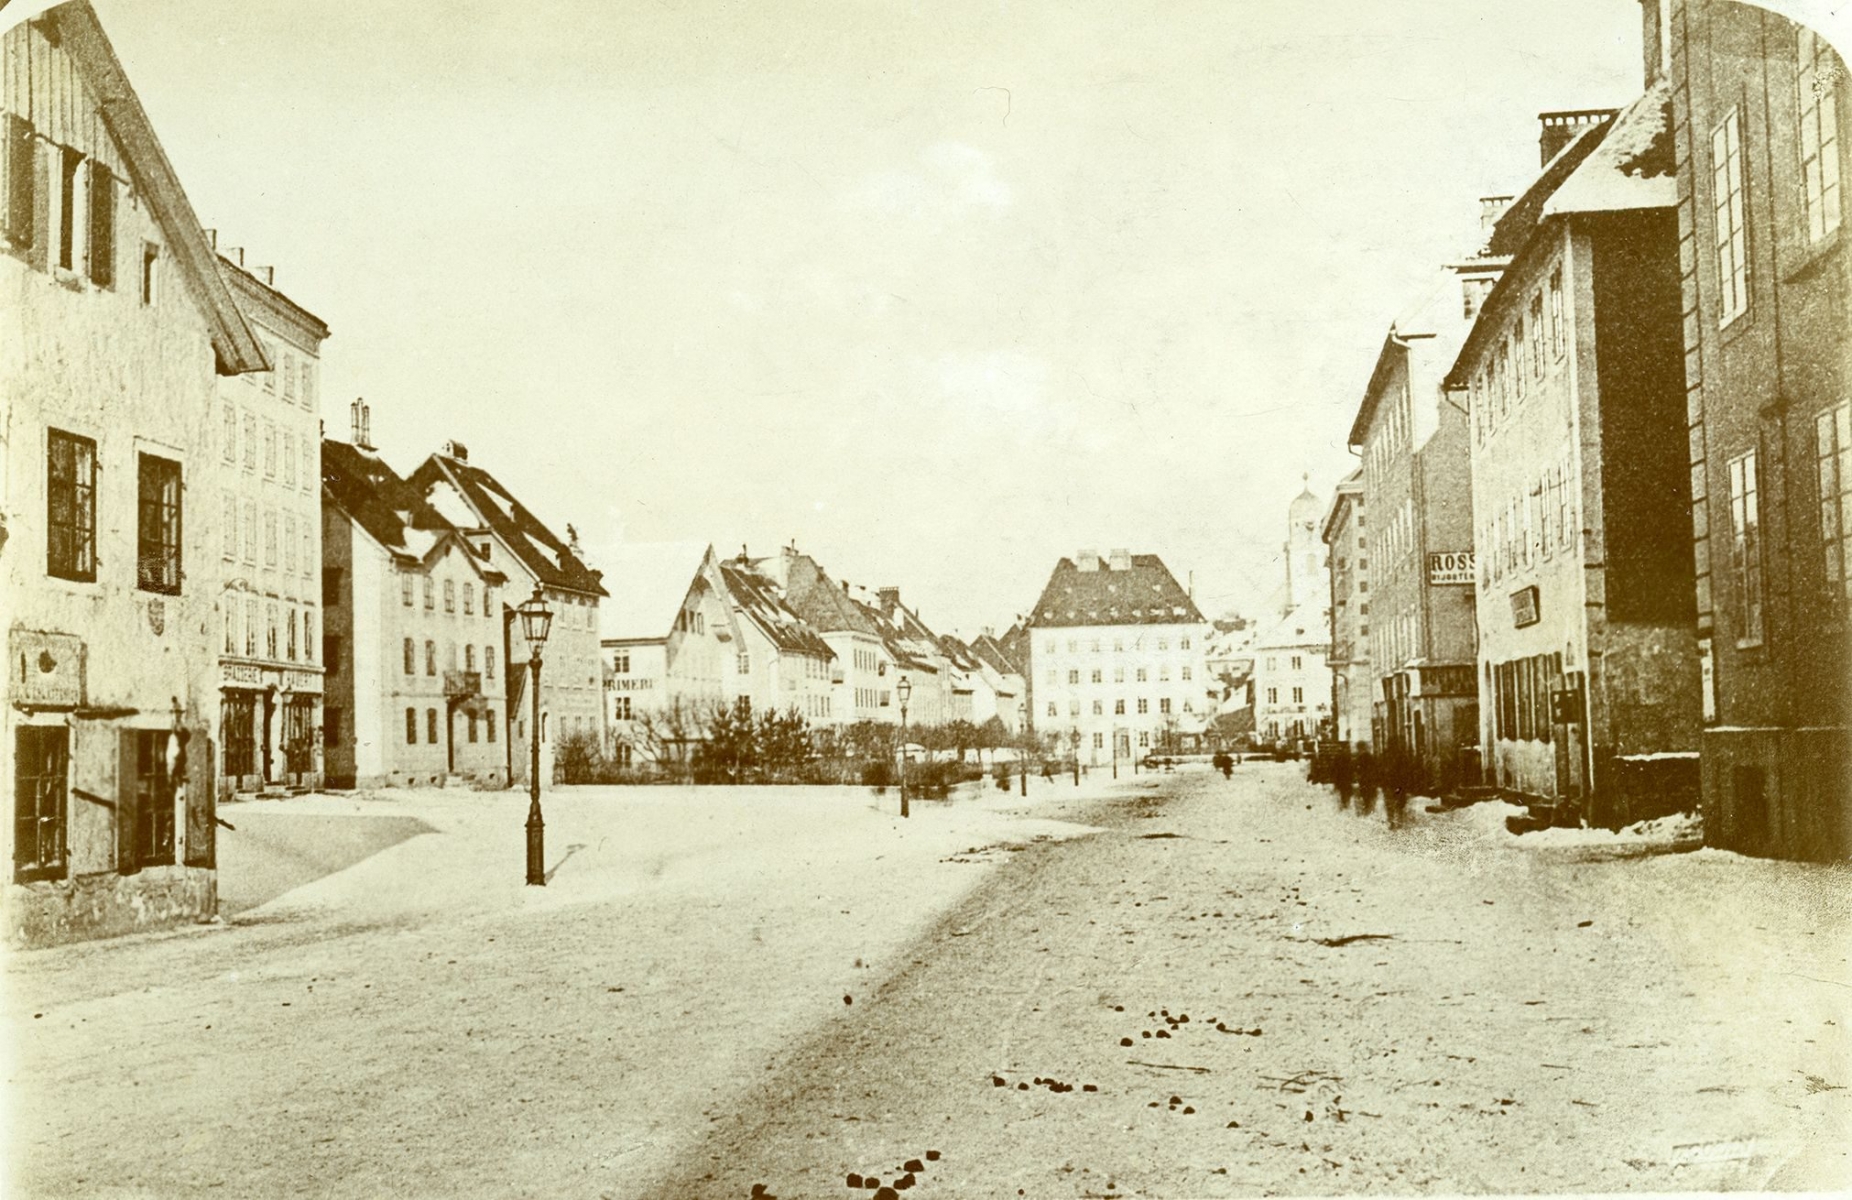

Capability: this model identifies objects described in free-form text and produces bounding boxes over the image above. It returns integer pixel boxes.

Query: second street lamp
[517,585,553,886]
[896,674,912,819]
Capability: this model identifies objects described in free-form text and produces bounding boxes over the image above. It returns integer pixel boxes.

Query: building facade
[720,554,837,723]
[1448,75,1701,826]
[2,4,270,944]
[1349,277,1480,788]
[1322,471,1373,747]
[1027,551,1211,765]
[1670,1,1851,859]
[320,417,508,789]
[214,254,330,796]
[412,444,606,785]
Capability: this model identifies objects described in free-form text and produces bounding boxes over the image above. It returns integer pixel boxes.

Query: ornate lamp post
[896,674,912,819]
[517,585,553,886]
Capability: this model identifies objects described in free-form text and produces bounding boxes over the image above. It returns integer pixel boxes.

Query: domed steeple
[1283,473,1325,614]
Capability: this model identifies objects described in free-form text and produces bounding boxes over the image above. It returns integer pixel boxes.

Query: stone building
[2,3,269,944]
[719,552,837,724]
[213,251,330,796]
[1026,551,1211,764]
[1250,492,1332,752]
[319,410,508,789]
[600,542,732,766]
[412,444,606,786]
[1667,1,1850,858]
[1321,470,1372,747]
[1348,274,1480,788]
[1445,66,1700,826]
[770,548,905,726]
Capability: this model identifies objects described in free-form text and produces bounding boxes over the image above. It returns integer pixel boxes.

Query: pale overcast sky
[92,0,1650,634]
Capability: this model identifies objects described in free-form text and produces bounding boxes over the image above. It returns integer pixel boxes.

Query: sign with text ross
[1510,585,1541,628]
[1427,551,1476,586]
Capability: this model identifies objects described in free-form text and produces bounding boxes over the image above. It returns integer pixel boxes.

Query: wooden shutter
[86,162,115,288]
[4,114,34,249]
[183,731,215,868]
[116,730,144,874]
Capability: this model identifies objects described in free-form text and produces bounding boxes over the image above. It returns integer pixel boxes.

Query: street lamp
[1070,726,1080,786]
[896,674,912,819]
[517,585,553,886]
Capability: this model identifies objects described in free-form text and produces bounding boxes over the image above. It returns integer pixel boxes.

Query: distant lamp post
[896,675,913,818]
[1071,727,1081,787]
[517,585,553,885]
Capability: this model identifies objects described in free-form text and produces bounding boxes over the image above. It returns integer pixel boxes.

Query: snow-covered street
[6,767,1850,1198]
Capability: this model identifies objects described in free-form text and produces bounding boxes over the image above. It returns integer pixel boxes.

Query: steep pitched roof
[1251,598,1329,652]
[41,4,267,375]
[1029,554,1206,628]
[321,439,490,571]
[410,452,606,597]
[1476,115,1613,259]
[968,634,1021,678]
[596,541,712,642]
[779,552,883,637]
[719,559,835,659]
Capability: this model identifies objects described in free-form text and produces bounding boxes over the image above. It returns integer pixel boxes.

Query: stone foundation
[8,866,217,949]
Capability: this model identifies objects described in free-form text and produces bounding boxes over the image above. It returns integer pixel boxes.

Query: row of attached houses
[2,3,616,944]
[1321,0,1850,860]
[600,542,1029,765]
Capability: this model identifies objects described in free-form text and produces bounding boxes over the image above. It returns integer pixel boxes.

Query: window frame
[47,428,98,583]
[1711,108,1750,327]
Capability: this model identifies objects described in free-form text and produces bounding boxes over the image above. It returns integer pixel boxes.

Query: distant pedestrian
[1332,744,1355,809]
[1384,748,1411,829]
[1213,750,1232,778]
[1355,747,1378,814]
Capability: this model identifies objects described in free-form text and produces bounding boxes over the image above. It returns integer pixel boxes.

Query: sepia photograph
[1,0,1849,1196]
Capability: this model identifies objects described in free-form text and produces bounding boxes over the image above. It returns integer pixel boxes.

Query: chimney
[204,228,217,250]
[1108,548,1132,572]
[1075,549,1100,572]
[350,398,373,451]
[983,625,996,639]
[1478,195,1513,233]
[224,246,244,267]
[441,439,469,462]
[1538,109,1615,166]
[254,265,275,286]
[877,586,901,615]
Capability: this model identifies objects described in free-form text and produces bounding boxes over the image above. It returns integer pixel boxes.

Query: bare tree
[627,695,712,782]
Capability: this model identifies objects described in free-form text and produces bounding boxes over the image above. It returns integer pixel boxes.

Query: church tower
[1283,475,1324,616]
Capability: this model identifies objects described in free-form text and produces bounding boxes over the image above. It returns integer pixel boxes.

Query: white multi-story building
[1026,550,1211,764]
[1251,490,1332,749]
[213,252,330,795]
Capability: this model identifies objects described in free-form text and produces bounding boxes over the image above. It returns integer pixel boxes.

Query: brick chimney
[1538,109,1616,166]
[1075,549,1100,572]
[441,439,469,462]
[350,398,373,451]
[1479,195,1513,234]
[877,586,901,615]
[1108,548,1132,572]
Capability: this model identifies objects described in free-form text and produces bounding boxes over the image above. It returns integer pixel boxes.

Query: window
[1067,699,1079,716]
[1712,110,1749,324]
[301,361,317,414]
[1159,698,1172,714]
[1157,639,1169,652]
[464,583,475,615]
[444,579,455,613]
[262,340,276,392]
[286,608,298,661]
[465,644,476,671]
[283,432,297,488]
[243,413,257,471]
[284,513,297,573]
[1180,637,1191,650]
[302,524,313,576]
[1092,700,1103,716]
[140,242,158,305]
[1090,669,1102,684]
[1137,698,1148,714]
[1182,666,1193,681]
[123,731,175,869]
[425,640,437,675]
[266,603,279,660]
[224,597,238,654]
[1092,732,1104,750]
[1799,28,1843,242]
[406,708,418,744]
[738,653,751,675]
[1114,699,1126,715]
[1529,294,1546,376]
[1114,667,1125,683]
[1817,403,1852,599]
[304,607,315,664]
[1047,701,1058,717]
[263,420,276,478]
[1068,669,1080,685]
[1289,656,1301,671]
[46,429,99,582]
[1729,450,1764,644]
[222,403,238,463]
[245,598,257,656]
[14,727,69,882]
[1158,665,1170,682]
[1548,268,1565,358]
[1292,687,1303,704]
[447,642,458,672]
[485,647,496,679]
[1136,667,1148,682]
[1267,688,1278,704]
[427,709,439,744]
[614,695,632,720]
[1138,732,1149,748]
[301,442,313,493]
[56,146,78,271]
[423,575,435,610]
[402,575,415,606]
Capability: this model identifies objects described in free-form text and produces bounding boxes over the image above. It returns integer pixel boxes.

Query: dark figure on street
[1332,743,1356,809]
[1212,750,1232,778]
[1383,747,1413,830]
[1355,747,1379,815]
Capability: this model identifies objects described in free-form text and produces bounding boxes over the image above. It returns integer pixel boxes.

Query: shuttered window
[86,161,115,288]
[47,429,97,581]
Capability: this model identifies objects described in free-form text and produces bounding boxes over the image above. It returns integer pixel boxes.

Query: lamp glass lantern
[517,587,553,650]
[896,675,912,708]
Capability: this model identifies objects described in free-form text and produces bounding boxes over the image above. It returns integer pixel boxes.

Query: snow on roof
[426,480,481,530]
[597,541,713,642]
[1544,82,1675,217]
[1251,599,1329,652]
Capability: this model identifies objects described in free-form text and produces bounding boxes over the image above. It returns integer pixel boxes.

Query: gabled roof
[411,452,606,597]
[719,559,835,660]
[1445,88,1672,392]
[321,439,495,574]
[969,634,1024,678]
[1476,115,1612,259]
[850,597,939,673]
[1028,554,1206,628]
[40,4,268,375]
[1321,469,1365,543]
[779,551,884,637]
[1251,598,1329,653]
[596,541,712,642]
